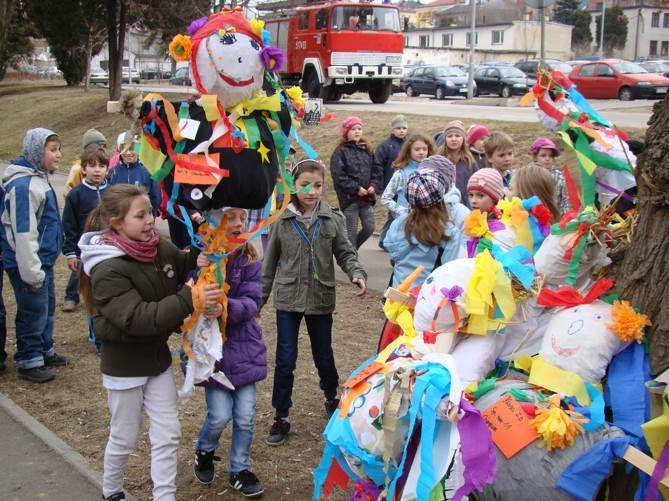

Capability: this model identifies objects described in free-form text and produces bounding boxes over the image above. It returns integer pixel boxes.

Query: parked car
[514,59,573,75]
[473,66,535,97]
[637,60,669,78]
[140,68,172,80]
[90,67,108,85]
[402,65,473,99]
[568,60,669,101]
[122,66,140,84]
[170,67,192,86]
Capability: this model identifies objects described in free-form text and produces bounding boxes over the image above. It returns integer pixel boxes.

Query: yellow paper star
[258,141,270,164]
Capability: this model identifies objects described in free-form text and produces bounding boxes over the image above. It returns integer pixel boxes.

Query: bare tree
[613,95,669,376]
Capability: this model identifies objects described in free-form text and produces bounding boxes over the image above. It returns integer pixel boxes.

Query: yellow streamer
[465,250,516,335]
[528,357,591,405]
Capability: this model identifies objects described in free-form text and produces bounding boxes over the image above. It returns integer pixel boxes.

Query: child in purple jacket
[192,207,267,499]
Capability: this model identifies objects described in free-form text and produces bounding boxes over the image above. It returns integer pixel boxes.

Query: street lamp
[524,0,557,67]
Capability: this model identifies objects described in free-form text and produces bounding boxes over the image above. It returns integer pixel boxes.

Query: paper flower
[260,46,287,72]
[169,34,192,62]
[607,300,651,343]
[499,197,528,228]
[464,209,490,238]
[250,18,265,39]
[187,16,207,36]
[532,203,552,227]
[285,86,305,108]
[530,395,586,451]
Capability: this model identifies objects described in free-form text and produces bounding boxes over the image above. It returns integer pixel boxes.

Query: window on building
[298,12,309,30]
[664,13,669,28]
[595,2,603,10]
[650,40,658,56]
[662,41,668,56]
[442,33,453,47]
[419,35,430,48]
[651,12,660,28]
[492,30,504,45]
[404,36,409,47]
[466,31,478,47]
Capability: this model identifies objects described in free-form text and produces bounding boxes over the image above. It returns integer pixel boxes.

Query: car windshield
[498,67,526,78]
[331,6,400,31]
[549,62,573,73]
[435,67,464,77]
[643,62,669,72]
[612,62,647,74]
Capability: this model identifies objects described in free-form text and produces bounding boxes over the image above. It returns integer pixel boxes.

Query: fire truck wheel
[307,72,323,100]
[369,81,392,104]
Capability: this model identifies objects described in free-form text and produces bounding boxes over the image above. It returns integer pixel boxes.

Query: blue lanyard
[290,217,321,281]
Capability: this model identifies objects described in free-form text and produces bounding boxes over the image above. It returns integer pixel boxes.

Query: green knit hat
[82,129,106,150]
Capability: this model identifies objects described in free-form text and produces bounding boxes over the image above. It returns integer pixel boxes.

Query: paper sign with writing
[343,361,385,388]
[482,394,539,458]
[174,153,221,185]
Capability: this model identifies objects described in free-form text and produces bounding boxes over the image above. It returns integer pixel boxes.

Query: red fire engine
[261,1,404,103]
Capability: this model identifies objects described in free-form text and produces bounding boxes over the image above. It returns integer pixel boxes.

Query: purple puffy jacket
[199,252,267,390]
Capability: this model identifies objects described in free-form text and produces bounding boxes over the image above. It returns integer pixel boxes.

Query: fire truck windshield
[331,6,400,32]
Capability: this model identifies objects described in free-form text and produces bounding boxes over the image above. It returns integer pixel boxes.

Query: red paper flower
[532,203,552,227]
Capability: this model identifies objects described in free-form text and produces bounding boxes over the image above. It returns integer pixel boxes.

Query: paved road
[129,82,653,129]
[325,96,652,129]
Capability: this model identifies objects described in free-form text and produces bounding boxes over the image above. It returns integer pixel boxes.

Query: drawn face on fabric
[539,299,628,383]
[194,30,264,108]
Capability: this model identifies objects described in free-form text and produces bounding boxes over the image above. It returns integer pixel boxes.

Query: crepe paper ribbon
[562,160,583,213]
[528,357,591,406]
[226,90,282,117]
[491,244,535,290]
[452,397,497,500]
[350,478,382,501]
[596,180,637,203]
[536,277,614,308]
[530,394,587,451]
[558,130,596,206]
[470,377,497,400]
[548,208,599,286]
[556,436,652,501]
[647,441,669,501]
[566,87,612,128]
[605,341,652,439]
[465,250,516,335]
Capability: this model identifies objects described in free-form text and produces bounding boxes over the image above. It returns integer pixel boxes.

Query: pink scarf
[101,230,160,262]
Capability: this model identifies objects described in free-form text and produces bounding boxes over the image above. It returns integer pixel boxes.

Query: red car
[568,59,669,101]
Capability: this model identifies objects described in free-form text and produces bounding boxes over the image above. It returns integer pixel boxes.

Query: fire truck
[260,0,404,103]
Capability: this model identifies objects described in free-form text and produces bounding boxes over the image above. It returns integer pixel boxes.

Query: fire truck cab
[263,1,404,103]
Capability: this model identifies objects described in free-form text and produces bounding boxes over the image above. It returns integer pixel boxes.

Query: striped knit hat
[467,168,505,203]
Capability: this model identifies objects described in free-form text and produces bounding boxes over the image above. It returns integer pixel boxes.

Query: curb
[0,392,137,501]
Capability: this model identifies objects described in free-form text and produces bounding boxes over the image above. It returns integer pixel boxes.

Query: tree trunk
[84,31,92,92]
[613,95,669,376]
[107,0,127,101]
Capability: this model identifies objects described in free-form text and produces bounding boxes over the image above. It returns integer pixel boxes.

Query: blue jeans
[343,202,375,249]
[0,264,7,364]
[272,311,339,417]
[196,384,256,474]
[7,268,55,369]
[64,269,79,303]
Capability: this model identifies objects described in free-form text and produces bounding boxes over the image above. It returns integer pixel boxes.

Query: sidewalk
[0,392,106,500]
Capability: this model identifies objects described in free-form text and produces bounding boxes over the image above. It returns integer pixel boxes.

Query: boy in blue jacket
[0,128,69,383]
[108,131,161,214]
[62,146,110,349]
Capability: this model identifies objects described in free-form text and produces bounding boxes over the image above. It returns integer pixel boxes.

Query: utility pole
[467,0,476,99]
[599,0,606,58]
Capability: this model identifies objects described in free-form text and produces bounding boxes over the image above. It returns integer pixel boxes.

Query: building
[587,1,669,60]
[400,0,572,64]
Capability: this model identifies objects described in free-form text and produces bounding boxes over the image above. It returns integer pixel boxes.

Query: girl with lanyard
[261,159,367,446]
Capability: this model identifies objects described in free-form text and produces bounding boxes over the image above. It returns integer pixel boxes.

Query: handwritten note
[174,153,221,185]
[482,394,539,458]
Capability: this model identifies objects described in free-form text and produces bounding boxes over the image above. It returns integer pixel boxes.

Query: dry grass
[0,82,647,500]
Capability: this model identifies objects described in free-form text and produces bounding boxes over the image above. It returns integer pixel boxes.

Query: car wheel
[473,88,479,97]
[406,85,418,97]
[501,85,512,98]
[618,86,634,101]
[435,86,445,100]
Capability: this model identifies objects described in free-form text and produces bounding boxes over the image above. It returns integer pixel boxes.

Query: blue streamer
[290,127,318,159]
